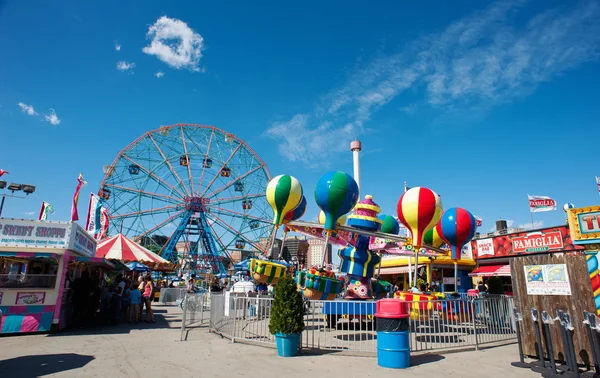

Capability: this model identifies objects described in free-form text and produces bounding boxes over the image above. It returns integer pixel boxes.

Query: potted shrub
[268,274,305,357]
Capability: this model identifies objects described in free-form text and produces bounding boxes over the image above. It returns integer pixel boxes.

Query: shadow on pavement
[0,353,95,378]
[411,353,445,366]
[49,305,183,337]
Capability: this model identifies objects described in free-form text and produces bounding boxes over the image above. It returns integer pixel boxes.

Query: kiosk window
[0,257,58,288]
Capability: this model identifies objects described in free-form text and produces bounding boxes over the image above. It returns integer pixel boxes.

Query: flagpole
[527,194,535,230]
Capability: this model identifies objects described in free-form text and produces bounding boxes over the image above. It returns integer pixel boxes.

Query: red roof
[469,265,511,277]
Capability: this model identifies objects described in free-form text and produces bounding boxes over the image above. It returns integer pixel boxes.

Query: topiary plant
[269,274,305,335]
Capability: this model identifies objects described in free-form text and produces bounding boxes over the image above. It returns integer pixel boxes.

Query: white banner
[85,193,100,235]
[528,194,557,213]
[461,243,473,259]
[476,238,495,257]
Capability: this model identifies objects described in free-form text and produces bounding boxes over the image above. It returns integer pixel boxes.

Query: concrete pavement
[0,304,541,378]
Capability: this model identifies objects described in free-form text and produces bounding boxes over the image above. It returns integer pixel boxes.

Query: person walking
[143,276,155,323]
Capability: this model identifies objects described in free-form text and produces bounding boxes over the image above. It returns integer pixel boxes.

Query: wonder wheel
[99,124,275,275]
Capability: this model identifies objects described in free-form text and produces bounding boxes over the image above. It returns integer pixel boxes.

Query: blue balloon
[314,171,359,231]
[285,196,307,222]
[436,207,477,260]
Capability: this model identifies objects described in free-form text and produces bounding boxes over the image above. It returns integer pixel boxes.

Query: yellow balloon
[266,175,303,226]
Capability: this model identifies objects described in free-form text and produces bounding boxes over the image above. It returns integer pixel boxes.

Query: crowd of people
[70,272,157,327]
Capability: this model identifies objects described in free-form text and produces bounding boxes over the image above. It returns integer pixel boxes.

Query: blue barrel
[377,331,410,368]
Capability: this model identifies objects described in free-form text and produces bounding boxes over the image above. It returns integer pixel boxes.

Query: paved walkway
[0,304,540,378]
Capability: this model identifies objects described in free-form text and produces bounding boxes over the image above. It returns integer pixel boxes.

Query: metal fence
[208,294,516,355]
[179,292,210,341]
[159,288,187,305]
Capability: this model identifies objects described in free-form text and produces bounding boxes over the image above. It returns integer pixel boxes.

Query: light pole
[0,181,36,217]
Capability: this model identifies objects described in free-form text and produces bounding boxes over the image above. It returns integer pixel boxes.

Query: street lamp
[0,182,36,217]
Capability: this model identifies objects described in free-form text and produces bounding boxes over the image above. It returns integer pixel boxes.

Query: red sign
[512,231,564,253]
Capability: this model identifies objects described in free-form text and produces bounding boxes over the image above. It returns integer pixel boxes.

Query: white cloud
[115,41,121,51]
[267,0,600,165]
[17,102,37,116]
[116,61,135,71]
[44,109,61,125]
[142,16,205,71]
[23,211,35,216]
[155,71,165,78]
[519,220,545,230]
[265,114,355,167]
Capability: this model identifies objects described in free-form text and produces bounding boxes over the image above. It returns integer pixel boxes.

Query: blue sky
[1,0,600,237]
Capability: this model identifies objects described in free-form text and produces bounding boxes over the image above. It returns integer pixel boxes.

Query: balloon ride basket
[296,270,343,301]
[393,293,444,321]
[250,259,287,285]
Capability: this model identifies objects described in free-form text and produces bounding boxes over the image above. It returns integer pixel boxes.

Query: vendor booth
[0,218,97,334]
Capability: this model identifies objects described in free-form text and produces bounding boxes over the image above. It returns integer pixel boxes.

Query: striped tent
[95,234,170,267]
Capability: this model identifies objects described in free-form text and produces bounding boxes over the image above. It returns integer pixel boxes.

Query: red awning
[469,265,511,277]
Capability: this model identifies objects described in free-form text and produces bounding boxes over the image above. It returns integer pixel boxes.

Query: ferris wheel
[99,124,275,275]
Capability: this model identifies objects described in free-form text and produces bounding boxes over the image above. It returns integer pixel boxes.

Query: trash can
[375,299,410,369]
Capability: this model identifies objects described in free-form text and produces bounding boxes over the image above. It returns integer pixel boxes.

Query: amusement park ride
[99,124,276,276]
[97,123,478,310]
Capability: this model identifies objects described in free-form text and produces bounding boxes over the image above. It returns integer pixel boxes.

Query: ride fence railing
[208,294,516,355]
[179,292,210,341]
[159,288,187,305]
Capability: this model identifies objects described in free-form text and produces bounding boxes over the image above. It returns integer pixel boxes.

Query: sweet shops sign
[0,219,70,249]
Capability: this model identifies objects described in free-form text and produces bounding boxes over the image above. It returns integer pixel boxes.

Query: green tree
[268,274,305,335]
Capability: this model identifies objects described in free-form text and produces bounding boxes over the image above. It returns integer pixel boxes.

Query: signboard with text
[69,223,96,257]
[512,231,564,253]
[472,225,582,259]
[524,264,571,295]
[568,206,600,245]
[0,219,70,249]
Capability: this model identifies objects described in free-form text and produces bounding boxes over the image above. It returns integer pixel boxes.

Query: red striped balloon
[396,187,443,248]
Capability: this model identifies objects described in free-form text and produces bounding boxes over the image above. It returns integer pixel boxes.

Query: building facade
[307,237,332,267]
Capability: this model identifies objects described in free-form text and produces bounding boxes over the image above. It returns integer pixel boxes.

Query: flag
[475,216,483,227]
[97,207,109,240]
[71,173,87,221]
[85,193,102,235]
[596,176,600,195]
[38,201,54,220]
[0,169,8,177]
[528,194,557,212]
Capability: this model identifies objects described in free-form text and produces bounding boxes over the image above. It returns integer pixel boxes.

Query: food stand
[0,218,97,334]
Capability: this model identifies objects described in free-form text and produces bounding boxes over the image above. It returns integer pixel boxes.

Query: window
[0,257,58,288]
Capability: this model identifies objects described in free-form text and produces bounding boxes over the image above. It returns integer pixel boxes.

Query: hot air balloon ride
[277,195,308,259]
[436,207,477,293]
[314,171,360,268]
[253,175,303,284]
[397,187,443,288]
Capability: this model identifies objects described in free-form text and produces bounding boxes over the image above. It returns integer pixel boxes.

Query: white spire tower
[350,140,362,189]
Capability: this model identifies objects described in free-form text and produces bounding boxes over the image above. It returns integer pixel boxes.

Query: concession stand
[0,218,99,334]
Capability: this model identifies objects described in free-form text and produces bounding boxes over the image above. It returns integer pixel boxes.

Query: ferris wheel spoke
[205,163,264,199]
[103,183,184,205]
[139,210,185,238]
[209,193,264,206]
[120,154,187,199]
[199,142,243,198]
[193,127,215,193]
[204,220,233,262]
[110,205,182,220]
[206,212,267,254]
[178,125,196,194]
[148,134,192,197]
[207,205,271,223]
